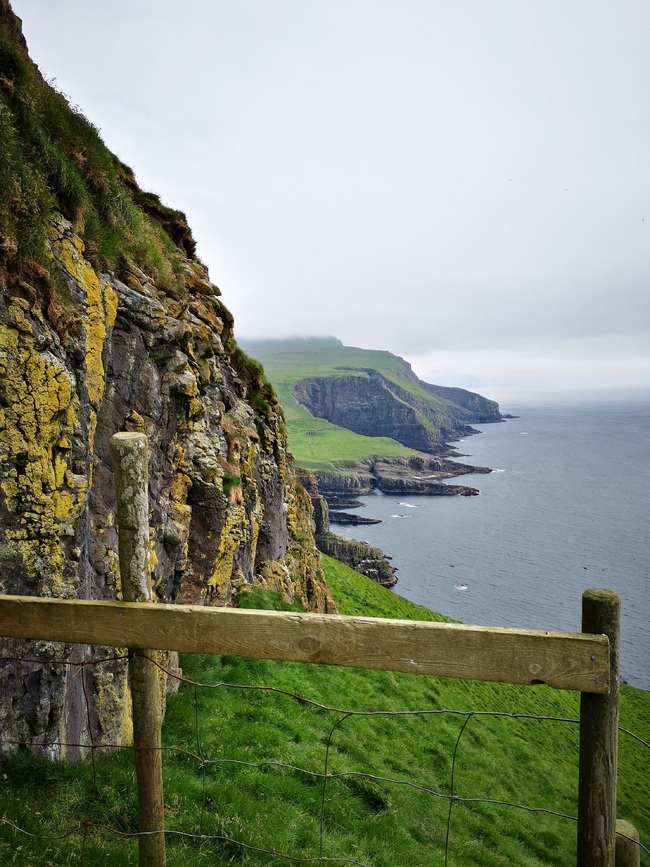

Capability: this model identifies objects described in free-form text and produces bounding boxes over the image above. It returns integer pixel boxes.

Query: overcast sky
[11,0,650,402]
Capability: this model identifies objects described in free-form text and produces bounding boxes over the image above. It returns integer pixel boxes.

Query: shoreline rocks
[328,511,383,525]
[297,442,495,591]
[316,453,491,499]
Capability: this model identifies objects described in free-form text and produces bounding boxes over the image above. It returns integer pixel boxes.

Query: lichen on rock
[0,0,334,758]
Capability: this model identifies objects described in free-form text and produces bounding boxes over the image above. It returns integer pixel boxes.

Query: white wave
[454,583,469,591]
[390,514,409,519]
[397,502,418,508]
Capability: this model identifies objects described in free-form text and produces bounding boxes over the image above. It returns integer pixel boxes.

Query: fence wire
[0,651,648,866]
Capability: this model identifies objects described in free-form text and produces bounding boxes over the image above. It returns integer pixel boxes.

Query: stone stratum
[0,1,332,758]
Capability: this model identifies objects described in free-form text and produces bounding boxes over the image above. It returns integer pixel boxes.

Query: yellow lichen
[149,528,159,577]
[54,454,67,488]
[54,236,104,405]
[0,301,85,587]
[104,547,121,597]
[103,281,119,329]
[208,505,247,592]
[249,508,261,567]
[169,471,192,504]
[48,223,116,412]
[87,409,97,463]
[0,472,18,510]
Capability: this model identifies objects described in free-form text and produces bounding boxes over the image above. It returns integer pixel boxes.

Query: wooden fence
[0,432,639,867]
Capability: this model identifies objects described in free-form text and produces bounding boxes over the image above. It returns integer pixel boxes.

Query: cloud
[12,0,650,393]
[411,333,650,401]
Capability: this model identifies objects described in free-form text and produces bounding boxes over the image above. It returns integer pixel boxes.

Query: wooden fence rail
[0,595,610,691]
[0,432,635,866]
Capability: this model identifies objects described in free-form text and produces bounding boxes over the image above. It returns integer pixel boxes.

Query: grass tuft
[0,26,195,306]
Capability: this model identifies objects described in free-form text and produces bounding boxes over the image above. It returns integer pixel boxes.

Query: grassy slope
[1,556,648,866]
[242,340,450,473]
[0,16,194,304]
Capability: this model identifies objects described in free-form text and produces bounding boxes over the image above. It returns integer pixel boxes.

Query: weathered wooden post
[111,432,166,867]
[615,820,640,867]
[577,588,620,867]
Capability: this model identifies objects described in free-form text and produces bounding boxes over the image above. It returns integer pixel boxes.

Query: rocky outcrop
[315,462,377,497]
[420,383,502,424]
[0,4,332,759]
[314,454,490,499]
[299,450,491,590]
[372,456,489,496]
[328,512,382,525]
[316,532,398,587]
[0,215,334,759]
[297,468,396,587]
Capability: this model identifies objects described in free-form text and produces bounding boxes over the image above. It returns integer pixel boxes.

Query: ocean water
[334,396,650,691]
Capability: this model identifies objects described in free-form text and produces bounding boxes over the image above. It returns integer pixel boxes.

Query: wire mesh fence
[1,650,648,866]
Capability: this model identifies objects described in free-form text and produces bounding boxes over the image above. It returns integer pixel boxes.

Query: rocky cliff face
[297,471,397,587]
[311,455,490,499]
[292,374,448,452]
[420,383,503,424]
[291,369,501,456]
[0,2,332,758]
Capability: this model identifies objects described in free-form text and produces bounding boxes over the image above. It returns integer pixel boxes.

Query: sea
[333,393,650,691]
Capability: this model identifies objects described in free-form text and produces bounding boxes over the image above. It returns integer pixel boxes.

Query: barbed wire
[0,651,648,865]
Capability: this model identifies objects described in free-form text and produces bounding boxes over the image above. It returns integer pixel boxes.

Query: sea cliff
[292,368,500,453]
[241,337,498,498]
[0,1,331,757]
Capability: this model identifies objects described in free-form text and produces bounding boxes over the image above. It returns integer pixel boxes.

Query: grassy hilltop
[2,556,648,866]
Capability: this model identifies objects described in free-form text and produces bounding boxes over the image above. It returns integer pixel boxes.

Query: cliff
[298,470,397,587]
[240,338,502,470]
[292,373,449,452]
[0,2,332,758]
[291,367,502,453]
[236,343,497,581]
[312,455,489,499]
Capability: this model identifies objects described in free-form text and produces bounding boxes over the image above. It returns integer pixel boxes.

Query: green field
[1,556,648,866]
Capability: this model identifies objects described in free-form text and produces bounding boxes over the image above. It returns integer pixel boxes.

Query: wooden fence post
[615,819,640,867]
[577,588,620,867]
[111,432,166,867]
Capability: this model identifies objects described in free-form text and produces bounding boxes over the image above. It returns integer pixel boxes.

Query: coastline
[314,452,492,505]
[337,400,650,692]
[301,434,496,587]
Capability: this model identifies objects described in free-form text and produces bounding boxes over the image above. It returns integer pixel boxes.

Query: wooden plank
[0,595,609,693]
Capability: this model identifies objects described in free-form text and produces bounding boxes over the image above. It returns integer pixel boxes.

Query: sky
[11,0,650,404]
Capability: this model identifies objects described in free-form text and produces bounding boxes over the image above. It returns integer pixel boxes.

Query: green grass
[0,25,193,305]
[1,556,648,865]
